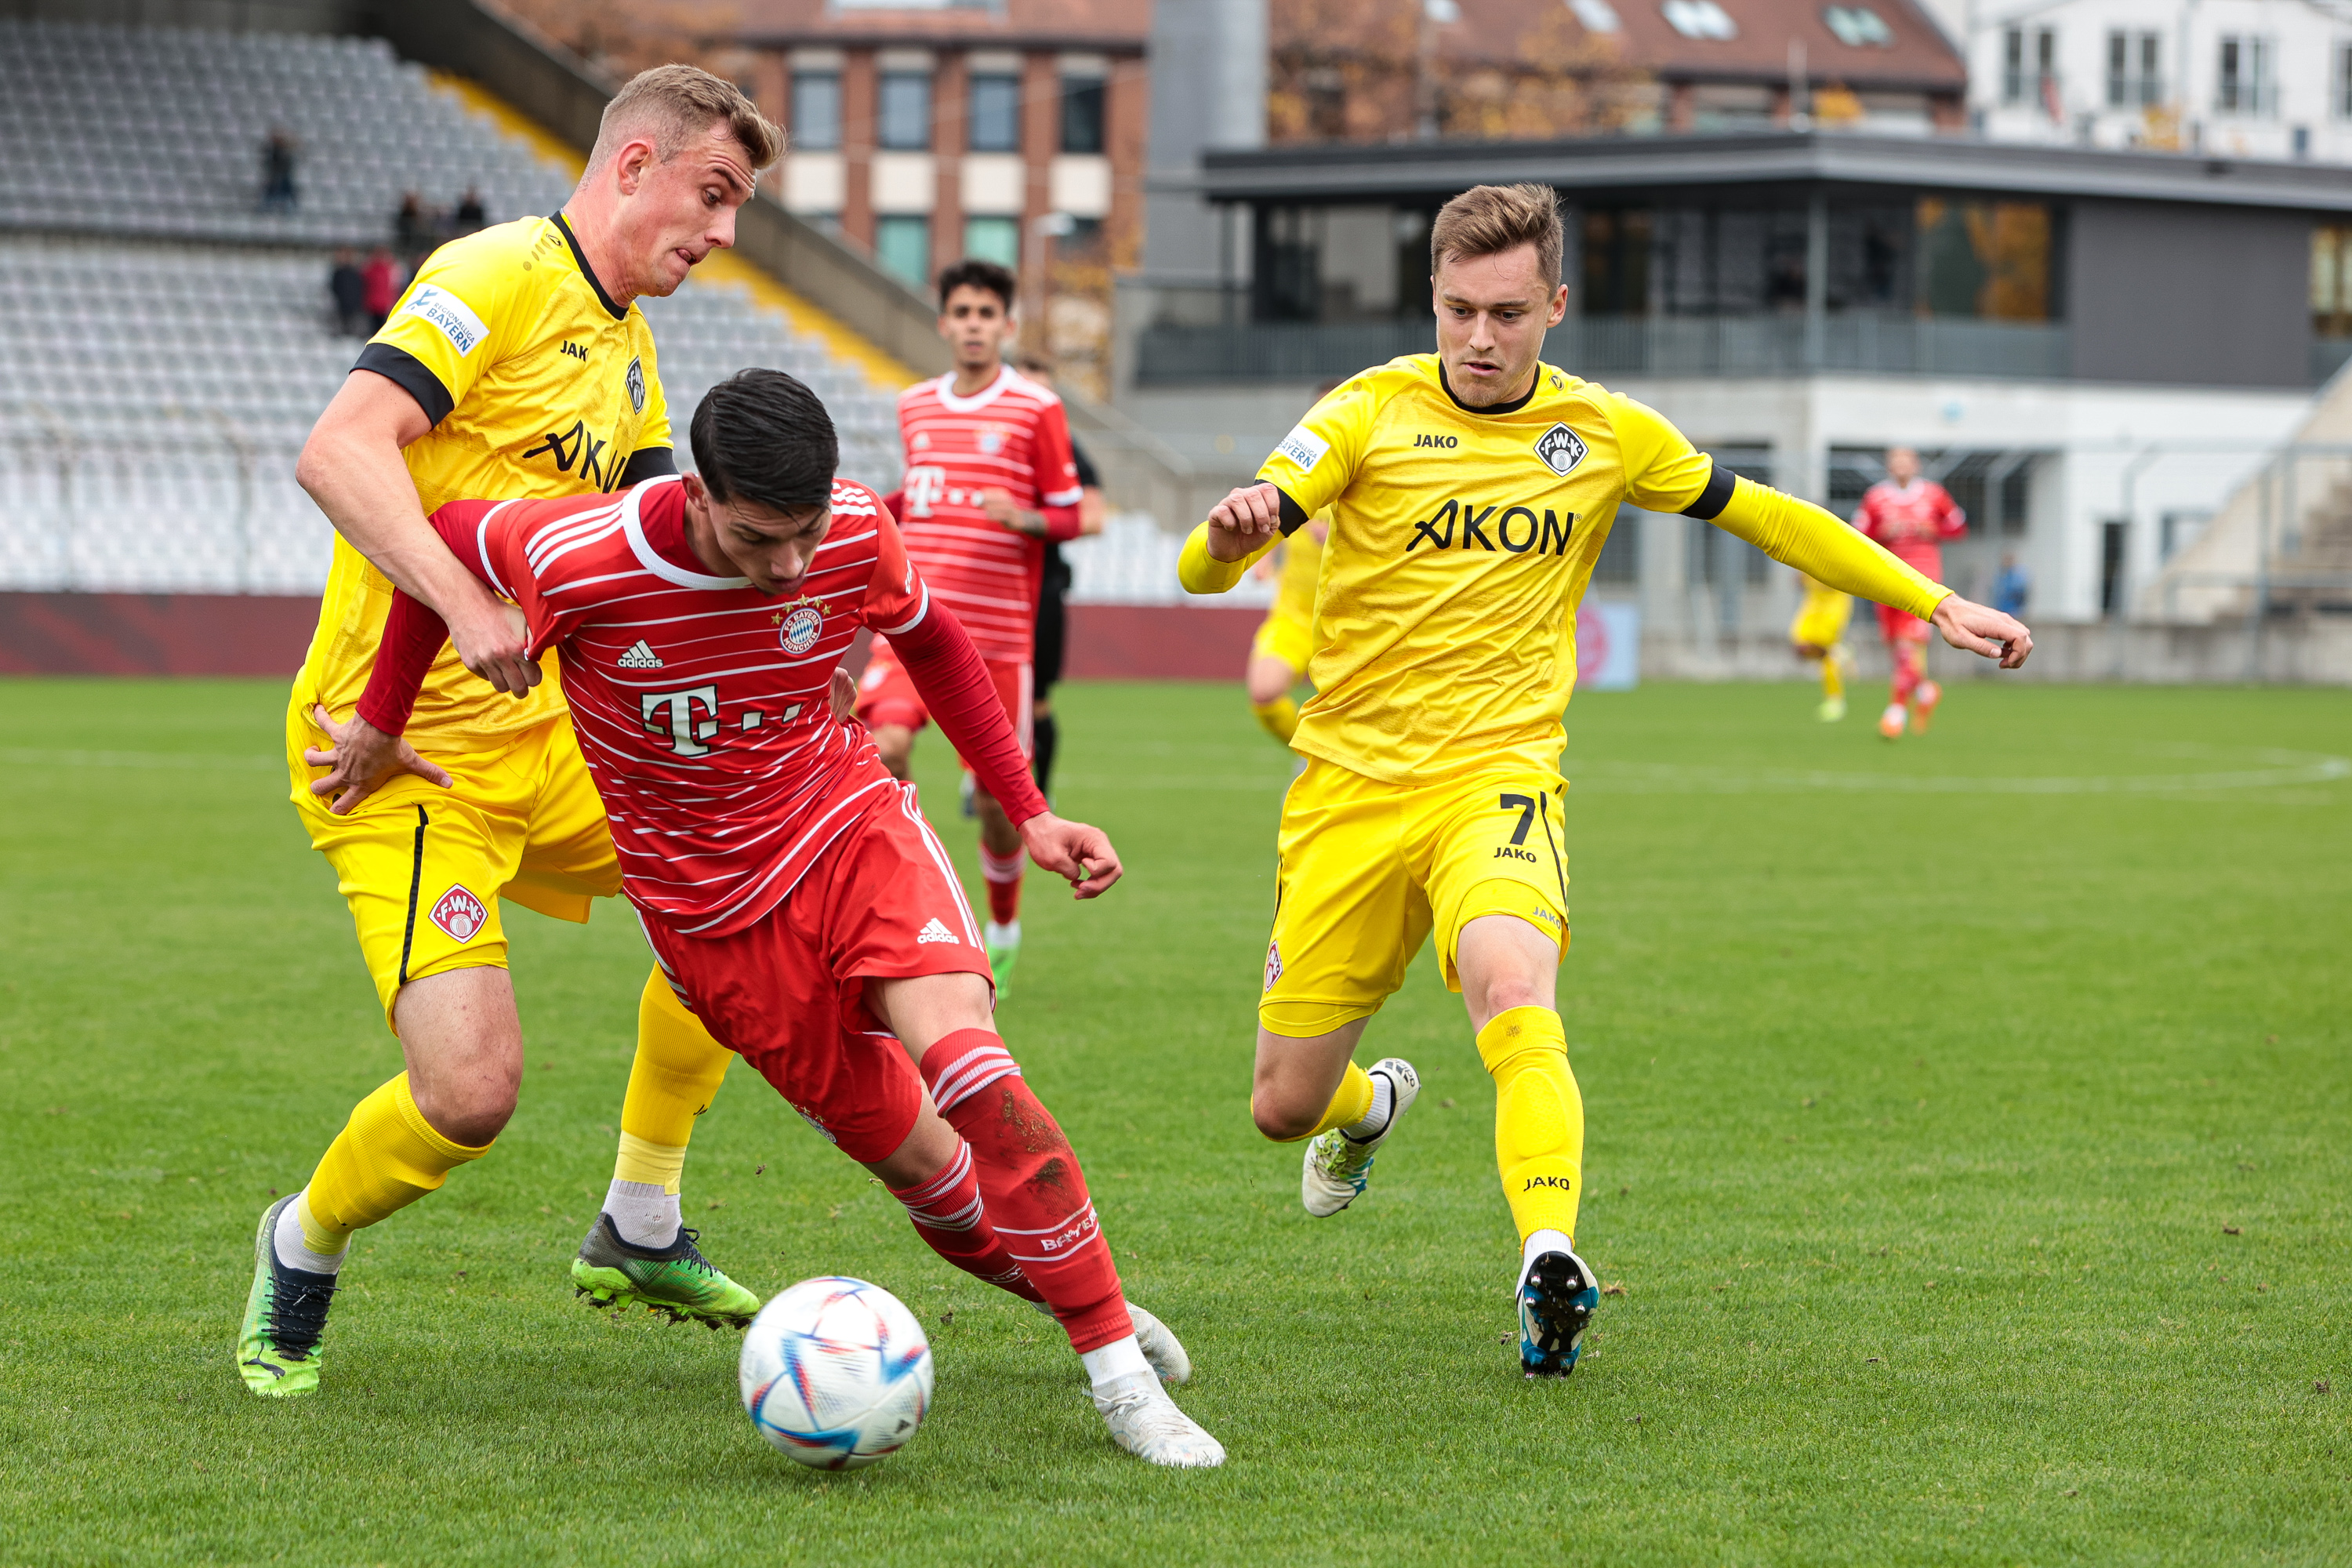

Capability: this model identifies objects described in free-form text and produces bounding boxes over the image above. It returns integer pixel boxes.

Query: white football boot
[1092,1371,1226,1468]
[1301,1057,1420,1218]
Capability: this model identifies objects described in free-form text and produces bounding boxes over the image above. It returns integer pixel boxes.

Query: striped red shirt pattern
[433,474,927,937]
[894,365,1081,662]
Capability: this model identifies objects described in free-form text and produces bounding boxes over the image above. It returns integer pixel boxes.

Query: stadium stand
[0,18,903,596]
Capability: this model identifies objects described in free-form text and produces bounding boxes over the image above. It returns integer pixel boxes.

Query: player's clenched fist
[1018,812,1123,898]
[1204,481,1286,561]
[1929,595,2034,670]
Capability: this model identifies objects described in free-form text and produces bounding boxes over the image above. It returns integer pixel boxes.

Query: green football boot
[985,920,1021,998]
[237,1195,338,1397]
[572,1215,760,1328]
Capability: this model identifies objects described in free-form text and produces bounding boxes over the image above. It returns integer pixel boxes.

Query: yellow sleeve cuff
[1709,478,1949,622]
[1178,521,1277,596]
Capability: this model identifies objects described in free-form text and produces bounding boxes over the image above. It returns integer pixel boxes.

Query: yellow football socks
[615,969,733,1181]
[1475,1005,1584,1244]
[1253,695,1299,744]
[1820,646,1846,701]
[1261,1058,1374,1143]
[300,1072,492,1248]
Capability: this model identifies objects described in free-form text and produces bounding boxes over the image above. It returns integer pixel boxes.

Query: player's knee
[1250,1092,1317,1142]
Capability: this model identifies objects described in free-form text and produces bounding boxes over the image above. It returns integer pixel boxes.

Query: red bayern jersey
[427,474,927,936]
[1855,478,1967,580]
[895,365,1083,662]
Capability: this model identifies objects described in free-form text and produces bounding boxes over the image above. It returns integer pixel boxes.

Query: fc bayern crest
[1534,423,1587,476]
[779,604,824,655]
[624,355,646,414]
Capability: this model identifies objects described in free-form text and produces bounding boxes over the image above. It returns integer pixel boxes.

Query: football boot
[237,1195,337,1397]
[1092,1371,1225,1468]
[1519,1245,1600,1378]
[572,1215,760,1328]
[1301,1057,1419,1218]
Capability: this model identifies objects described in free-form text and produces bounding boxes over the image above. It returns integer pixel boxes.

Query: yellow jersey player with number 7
[1180,184,2033,1378]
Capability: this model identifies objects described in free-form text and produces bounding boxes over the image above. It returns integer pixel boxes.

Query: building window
[963,215,1018,268]
[876,214,931,287]
[968,73,1021,152]
[791,72,840,151]
[1061,74,1106,154]
[1917,198,2055,321]
[1661,0,1738,42]
[2337,43,2352,117]
[2217,36,2277,117]
[2002,26,2057,108]
[2106,31,2160,108]
[879,72,933,151]
[2314,224,2352,335]
[1822,6,1893,49]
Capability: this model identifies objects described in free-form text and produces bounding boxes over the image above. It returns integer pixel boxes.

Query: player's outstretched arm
[1178,482,1288,594]
[297,372,539,695]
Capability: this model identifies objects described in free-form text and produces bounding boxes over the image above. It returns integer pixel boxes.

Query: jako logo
[1521,1174,1575,1191]
[1414,433,1459,448]
[1408,499,1575,555]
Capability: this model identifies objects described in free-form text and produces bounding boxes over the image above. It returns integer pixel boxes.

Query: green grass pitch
[2,674,2347,1566]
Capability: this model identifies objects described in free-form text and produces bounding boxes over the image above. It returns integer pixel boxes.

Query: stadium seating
[0,19,903,596]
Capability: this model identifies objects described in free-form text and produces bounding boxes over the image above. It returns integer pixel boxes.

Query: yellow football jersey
[1269,521,1324,627]
[294,214,675,745]
[1240,354,1712,784]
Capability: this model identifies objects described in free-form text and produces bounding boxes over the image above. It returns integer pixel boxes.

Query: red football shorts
[856,639,1033,769]
[636,782,990,1164]
[1876,602,1933,644]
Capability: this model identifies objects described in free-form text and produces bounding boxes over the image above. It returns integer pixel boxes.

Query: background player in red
[1855,445,1968,739]
[330,369,1222,1467]
[859,258,1083,993]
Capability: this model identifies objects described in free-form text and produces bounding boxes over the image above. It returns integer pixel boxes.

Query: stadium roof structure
[1196,129,2352,215]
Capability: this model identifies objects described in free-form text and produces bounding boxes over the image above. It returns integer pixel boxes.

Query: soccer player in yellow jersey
[238,68,786,1397]
[1789,574,1857,721]
[1179,184,2033,1377]
[1245,517,1326,744]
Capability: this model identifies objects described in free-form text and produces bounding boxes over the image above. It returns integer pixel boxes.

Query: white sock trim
[1341,1067,1396,1142]
[1080,1333,1152,1392]
[1520,1228,1573,1282]
[604,1178,682,1248]
[274,1192,348,1276]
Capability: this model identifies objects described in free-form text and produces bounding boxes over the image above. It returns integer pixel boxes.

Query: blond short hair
[586,64,784,180]
[1430,183,1564,289]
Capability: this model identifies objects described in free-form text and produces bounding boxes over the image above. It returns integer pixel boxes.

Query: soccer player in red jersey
[345,369,1223,1467]
[1855,445,1969,739]
[858,258,1084,993]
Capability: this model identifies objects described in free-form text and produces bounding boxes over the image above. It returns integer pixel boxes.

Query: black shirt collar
[1437,361,1540,417]
[551,212,627,321]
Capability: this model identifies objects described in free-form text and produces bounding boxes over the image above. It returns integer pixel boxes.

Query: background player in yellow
[1244,514,1325,745]
[1180,183,2034,1378]
[240,68,784,1397]
[1789,574,1857,721]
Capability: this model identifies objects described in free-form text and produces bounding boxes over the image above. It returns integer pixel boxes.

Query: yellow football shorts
[285,698,621,1030]
[1260,757,1569,1038]
[1790,585,1853,650]
[1249,610,1313,673]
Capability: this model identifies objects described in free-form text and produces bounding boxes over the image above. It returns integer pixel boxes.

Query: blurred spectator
[455,187,488,234]
[260,127,299,212]
[361,245,401,336]
[394,191,434,265]
[328,247,367,337]
[1992,552,2031,617]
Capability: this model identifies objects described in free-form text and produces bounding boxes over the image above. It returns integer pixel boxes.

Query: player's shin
[917,1028,1132,1354]
[1475,1007,1584,1249]
[978,844,1024,927]
[1258,1058,1375,1143]
[1821,648,1846,701]
[887,1139,1046,1302]
[301,1072,492,1253]
[604,971,733,1246]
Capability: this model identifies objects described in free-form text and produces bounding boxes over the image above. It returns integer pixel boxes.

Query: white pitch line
[1,747,279,772]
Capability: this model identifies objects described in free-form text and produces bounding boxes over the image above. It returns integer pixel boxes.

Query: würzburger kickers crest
[1534,423,1587,476]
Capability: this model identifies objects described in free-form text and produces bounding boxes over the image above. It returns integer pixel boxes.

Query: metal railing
[1135,313,2074,384]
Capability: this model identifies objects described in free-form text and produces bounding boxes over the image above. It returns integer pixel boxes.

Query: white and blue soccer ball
[739,1276,934,1471]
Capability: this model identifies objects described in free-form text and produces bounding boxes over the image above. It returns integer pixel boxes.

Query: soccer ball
[738,1276,934,1470]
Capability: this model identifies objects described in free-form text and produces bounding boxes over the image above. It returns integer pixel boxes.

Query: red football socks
[978,844,1023,926]
[1889,643,1925,705]
[886,1140,1044,1303]
[918,1028,1131,1352]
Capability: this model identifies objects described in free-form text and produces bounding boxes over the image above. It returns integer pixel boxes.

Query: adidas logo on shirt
[617,640,663,669]
[915,917,959,946]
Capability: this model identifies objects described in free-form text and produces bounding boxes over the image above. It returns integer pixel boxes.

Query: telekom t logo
[902,464,947,518]
[641,684,720,757]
